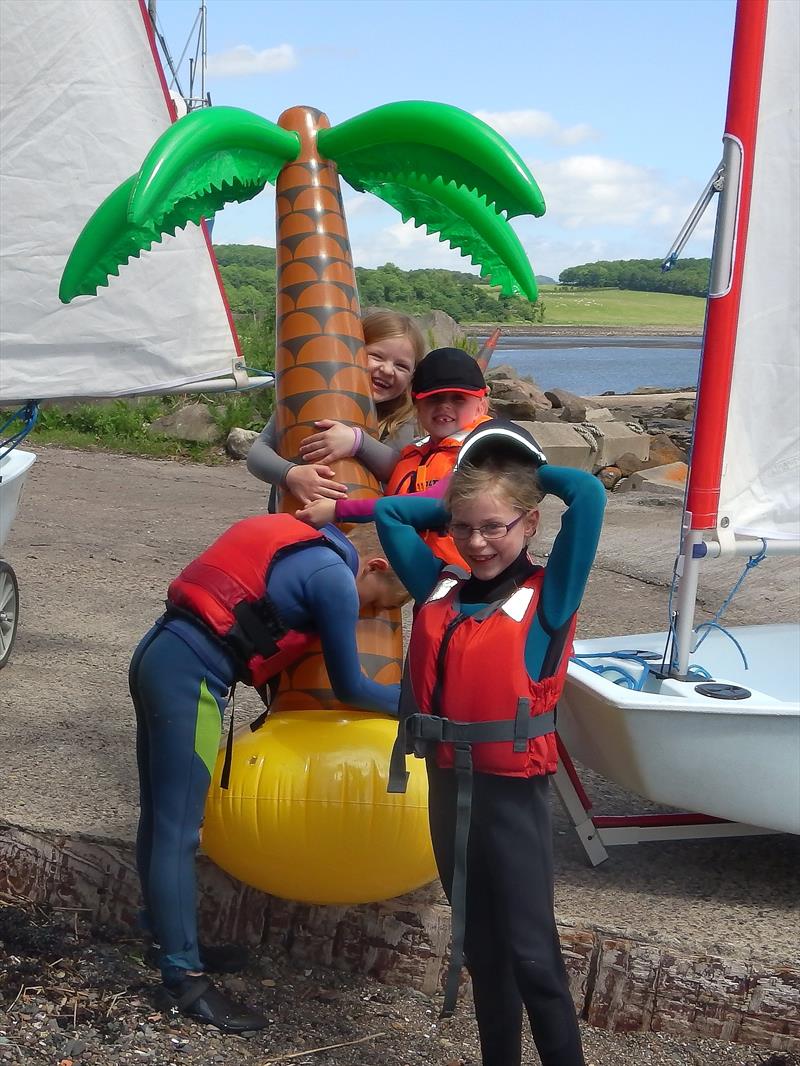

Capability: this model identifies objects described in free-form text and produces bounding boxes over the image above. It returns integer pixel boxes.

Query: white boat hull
[0,449,36,549]
[558,624,800,835]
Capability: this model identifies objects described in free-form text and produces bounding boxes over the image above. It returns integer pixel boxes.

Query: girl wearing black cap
[374,420,606,1066]
[298,347,490,567]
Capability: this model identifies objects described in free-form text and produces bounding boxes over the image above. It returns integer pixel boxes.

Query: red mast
[686,0,769,530]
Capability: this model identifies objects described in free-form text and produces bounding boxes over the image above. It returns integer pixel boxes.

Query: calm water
[489,335,702,396]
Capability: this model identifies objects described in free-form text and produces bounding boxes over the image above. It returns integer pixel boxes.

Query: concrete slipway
[1,447,797,1055]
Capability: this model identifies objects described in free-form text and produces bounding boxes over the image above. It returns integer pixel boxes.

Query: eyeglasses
[447,514,524,542]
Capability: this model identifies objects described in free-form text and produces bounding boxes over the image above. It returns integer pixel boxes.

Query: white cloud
[208,44,297,77]
[530,154,695,231]
[474,109,597,146]
[351,218,479,273]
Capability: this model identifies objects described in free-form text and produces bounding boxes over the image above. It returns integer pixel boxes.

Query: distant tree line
[213,244,545,324]
[559,258,710,297]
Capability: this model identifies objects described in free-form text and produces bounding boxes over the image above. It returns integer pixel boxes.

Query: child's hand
[285,464,348,505]
[295,498,338,528]
[299,420,358,464]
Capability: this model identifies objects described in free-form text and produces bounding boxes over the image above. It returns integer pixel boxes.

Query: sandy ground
[1,445,798,1065]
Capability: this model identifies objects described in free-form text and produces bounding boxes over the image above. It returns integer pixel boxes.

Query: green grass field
[534,286,706,327]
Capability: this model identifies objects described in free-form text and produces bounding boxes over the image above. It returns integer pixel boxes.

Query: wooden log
[1,822,798,1054]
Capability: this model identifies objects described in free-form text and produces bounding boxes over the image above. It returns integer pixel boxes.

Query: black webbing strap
[220,683,237,790]
[441,743,473,1018]
[387,657,419,794]
[227,596,288,668]
[397,709,556,748]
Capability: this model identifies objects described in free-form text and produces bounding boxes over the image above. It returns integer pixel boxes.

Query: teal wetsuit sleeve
[525,465,606,679]
[304,561,400,715]
[374,495,447,603]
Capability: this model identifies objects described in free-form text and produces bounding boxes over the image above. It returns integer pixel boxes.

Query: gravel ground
[1,896,796,1066]
[2,448,798,1065]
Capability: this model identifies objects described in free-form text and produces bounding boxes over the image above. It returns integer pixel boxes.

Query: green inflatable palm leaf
[318,101,545,220]
[60,176,166,301]
[356,173,539,300]
[128,107,299,229]
[60,107,299,302]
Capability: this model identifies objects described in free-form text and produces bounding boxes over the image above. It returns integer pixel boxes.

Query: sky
[152,0,737,281]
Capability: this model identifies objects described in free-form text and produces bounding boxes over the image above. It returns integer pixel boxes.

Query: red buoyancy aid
[406,567,576,777]
[386,416,490,568]
[167,514,336,689]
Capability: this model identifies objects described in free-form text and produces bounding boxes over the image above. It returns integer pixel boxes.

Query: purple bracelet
[350,426,363,456]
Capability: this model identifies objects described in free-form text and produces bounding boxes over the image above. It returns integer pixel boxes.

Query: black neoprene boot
[154,975,269,1032]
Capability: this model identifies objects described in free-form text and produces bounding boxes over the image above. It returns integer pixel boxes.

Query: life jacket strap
[394,707,555,757]
[442,742,473,1019]
[220,683,237,790]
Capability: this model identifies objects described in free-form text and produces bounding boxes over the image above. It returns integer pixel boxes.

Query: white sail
[0,0,239,403]
[716,0,800,543]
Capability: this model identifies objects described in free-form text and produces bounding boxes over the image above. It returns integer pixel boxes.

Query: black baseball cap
[455,418,548,470]
[411,347,488,401]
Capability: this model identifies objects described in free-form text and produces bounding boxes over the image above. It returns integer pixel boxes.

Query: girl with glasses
[373,419,606,1066]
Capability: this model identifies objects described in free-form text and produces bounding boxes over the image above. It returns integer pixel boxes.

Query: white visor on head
[455,422,547,471]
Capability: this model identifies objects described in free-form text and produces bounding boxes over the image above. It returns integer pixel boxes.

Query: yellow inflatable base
[202,710,437,905]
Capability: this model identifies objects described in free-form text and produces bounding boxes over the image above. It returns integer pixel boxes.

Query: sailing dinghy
[557,0,799,849]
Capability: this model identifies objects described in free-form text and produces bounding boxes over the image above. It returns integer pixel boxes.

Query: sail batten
[0,0,239,403]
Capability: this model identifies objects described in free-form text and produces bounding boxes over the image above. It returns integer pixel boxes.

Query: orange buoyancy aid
[167,514,339,689]
[385,416,490,568]
[405,567,576,777]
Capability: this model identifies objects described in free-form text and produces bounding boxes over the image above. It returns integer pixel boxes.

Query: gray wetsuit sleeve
[356,433,401,483]
[354,415,417,483]
[246,413,294,488]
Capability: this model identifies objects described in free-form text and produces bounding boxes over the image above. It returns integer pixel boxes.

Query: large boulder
[615,451,648,477]
[644,431,688,468]
[596,465,623,490]
[488,375,551,420]
[147,402,221,443]
[585,422,650,471]
[226,427,259,459]
[544,388,588,423]
[485,364,520,381]
[615,462,688,496]
[415,309,462,350]
[514,421,595,470]
[663,398,695,421]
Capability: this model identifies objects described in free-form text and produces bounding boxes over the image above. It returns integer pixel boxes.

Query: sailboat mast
[673,0,770,674]
[685,0,768,532]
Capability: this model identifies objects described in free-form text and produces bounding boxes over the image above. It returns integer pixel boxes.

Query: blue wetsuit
[374,467,605,1066]
[129,525,399,985]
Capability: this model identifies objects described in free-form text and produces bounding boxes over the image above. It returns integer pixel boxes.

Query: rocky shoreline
[462,323,702,338]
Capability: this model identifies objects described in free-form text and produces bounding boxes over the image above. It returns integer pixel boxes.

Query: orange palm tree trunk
[271,105,401,712]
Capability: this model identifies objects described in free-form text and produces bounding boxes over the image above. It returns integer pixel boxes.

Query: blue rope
[571,651,654,691]
[0,402,40,461]
[691,540,767,667]
[570,538,768,689]
[239,365,274,378]
[692,620,749,669]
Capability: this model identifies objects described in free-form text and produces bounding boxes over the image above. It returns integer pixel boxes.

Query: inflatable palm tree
[60,101,545,714]
[60,101,546,903]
